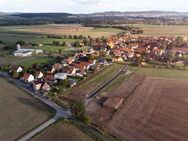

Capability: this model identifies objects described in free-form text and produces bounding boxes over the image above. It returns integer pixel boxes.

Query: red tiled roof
[22,73,30,80]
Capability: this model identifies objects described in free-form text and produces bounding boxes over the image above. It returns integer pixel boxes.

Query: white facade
[54,73,67,80]
[13,48,43,57]
[16,66,23,73]
[13,51,33,57]
[36,72,44,79]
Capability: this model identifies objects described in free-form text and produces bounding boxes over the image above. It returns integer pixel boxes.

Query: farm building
[13,44,43,57]
[103,97,124,110]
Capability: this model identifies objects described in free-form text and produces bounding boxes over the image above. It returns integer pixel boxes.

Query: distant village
[9,34,188,97]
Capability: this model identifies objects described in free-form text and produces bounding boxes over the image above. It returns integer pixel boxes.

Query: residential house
[10,65,23,73]
[98,57,107,65]
[63,66,77,76]
[35,71,44,79]
[54,73,67,80]
[45,74,57,84]
[33,81,43,91]
[21,73,34,82]
[112,57,124,62]
[52,63,63,71]
[75,63,86,72]
[47,67,56,74]
[42,83,51,93]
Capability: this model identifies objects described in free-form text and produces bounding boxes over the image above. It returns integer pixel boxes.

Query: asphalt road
[85,64,128,105]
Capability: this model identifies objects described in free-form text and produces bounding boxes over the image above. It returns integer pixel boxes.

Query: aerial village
[9,34,188,97]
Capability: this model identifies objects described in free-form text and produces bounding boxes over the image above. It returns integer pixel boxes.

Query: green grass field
[37,45,89,52]
[79,63,124,89]
[17,56,55,68]
[0,32,80,44]
[130,66,188,80]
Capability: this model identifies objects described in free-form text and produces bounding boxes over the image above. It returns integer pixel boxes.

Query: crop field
[0,77,51,141]
[0,24,124,38]
[108,77,188,141]
[35,121,94,141]
[130,66,188,80]
[130,24,188,37]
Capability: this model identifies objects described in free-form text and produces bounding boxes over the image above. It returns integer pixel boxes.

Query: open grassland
[37,45,89,52]
[130,24,188,37]
[17,56,55,68]
[108,77,188,141]
[70,63,124,98]
[35,120,94,141]
[0,77,52,141]
[0,24,124,38]
[130,66,188,80]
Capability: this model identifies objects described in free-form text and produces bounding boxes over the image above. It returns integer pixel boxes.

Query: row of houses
[10,48,110,95]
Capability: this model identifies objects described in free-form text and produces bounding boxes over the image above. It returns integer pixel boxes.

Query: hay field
[0,77,51,141]
[130,24,188,37]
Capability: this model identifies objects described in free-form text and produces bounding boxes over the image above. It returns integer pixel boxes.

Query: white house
[54,73,67,80]
[22,73,35,82]
[10,66,23,73]
[35,71,44,79]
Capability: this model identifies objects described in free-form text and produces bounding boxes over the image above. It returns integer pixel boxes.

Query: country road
[85,64,129,105]
[0,64,129,140]
[0,72,71,141]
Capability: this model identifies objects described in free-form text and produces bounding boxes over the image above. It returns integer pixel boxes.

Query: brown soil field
[35,121,94,141]
[108,77,188,141]
[86,75,144,128]
[0,77,51,141]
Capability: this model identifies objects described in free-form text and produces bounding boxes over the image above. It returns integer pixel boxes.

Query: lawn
[37,45,90,52]
[129,24,188,37]
[70,63,125,98]
[17,56,55,68]
[0,77,52,141]
[79,63,124,89]
[130,66,188,80]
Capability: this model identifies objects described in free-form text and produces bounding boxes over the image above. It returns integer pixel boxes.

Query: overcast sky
[0,0,187,13]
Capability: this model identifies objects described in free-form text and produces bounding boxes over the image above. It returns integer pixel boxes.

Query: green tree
[32,63,38,70]
[175,36,184,47]
[70,100,91,124]
[53,41,60,46]
[12,71,19,79]
[59,49,63,55]
[167,51,175,63]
